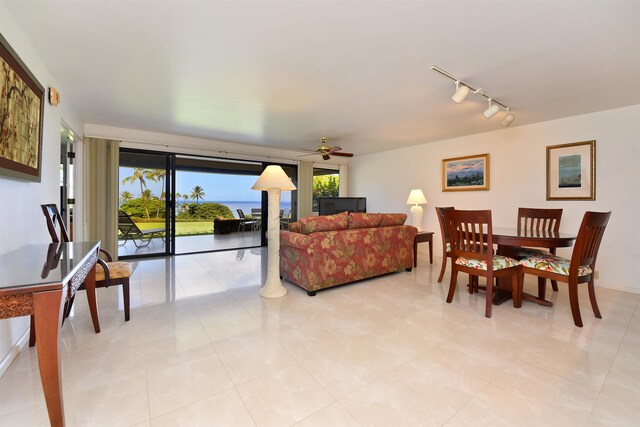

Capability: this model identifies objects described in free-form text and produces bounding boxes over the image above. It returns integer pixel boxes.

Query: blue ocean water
[185,200,292,218]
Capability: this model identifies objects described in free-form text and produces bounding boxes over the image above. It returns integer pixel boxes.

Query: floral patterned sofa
[280,211,417,295]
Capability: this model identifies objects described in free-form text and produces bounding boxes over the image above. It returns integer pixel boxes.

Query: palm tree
[119,190,134,206]
[150,169,167,218]
[122,168,157,218]
[190,186,205,205]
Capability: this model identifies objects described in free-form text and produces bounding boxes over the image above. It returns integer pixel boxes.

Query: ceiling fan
[298,137,354,160]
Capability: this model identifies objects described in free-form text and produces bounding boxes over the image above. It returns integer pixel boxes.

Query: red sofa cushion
[379,213,407,226]
[348,213,382,229]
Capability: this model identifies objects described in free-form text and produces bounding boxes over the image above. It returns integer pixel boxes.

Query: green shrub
[176,202,234,220]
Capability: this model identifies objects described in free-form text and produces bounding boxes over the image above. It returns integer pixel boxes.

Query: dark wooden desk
[0,241,100,427]
[491,228,576,306]
[414,231,434,267]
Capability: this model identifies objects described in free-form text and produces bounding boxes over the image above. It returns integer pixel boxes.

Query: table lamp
[406,189,428,231]
[251,165,297,298]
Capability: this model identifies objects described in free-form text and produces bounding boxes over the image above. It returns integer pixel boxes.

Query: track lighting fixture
[430,65,515,128]
[483,98,499,119]
[501,108,515,127]
[452,81,470,103]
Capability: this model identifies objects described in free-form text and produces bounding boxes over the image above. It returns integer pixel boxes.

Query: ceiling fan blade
[328,146,343,154]
[331,152,354,157]
[298,148,317,152]
[297,152,319,158]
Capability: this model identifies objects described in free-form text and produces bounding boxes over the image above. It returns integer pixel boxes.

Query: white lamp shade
[484,103,500,119]
[251,165,297,191]
[501,112,515,127]
[452,84,470,103]
[406,189,427,205]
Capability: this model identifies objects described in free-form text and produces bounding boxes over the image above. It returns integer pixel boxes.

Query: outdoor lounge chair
[118,211,165,247]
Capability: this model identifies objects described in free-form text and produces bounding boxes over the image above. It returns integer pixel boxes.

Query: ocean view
[190,200,292,217]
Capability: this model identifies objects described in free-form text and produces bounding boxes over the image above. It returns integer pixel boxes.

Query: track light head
[483,98,500,119]
[501,108,515,127]
[452,81,470,103]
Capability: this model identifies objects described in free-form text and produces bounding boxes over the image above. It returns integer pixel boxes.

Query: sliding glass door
[118,149,173,259]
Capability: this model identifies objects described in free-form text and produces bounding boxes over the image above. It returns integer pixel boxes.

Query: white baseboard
[0,328,30,378]
[596,281,640,295]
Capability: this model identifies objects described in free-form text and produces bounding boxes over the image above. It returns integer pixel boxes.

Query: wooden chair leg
[512,274,521,308]
[485,275,493,318]
[437,256,447,283]
[446,268,458,303]
[123,280,131,322]
[568,282,583,327]
[537,277,547,299]
[588,278,602,319]
[551,280,559,292]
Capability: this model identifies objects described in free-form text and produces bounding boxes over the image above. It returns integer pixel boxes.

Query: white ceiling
[5,0,640,156]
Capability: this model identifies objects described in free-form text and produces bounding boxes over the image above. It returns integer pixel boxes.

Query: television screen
[318,197,366,216]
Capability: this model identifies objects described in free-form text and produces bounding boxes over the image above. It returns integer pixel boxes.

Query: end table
[413,231,434,267]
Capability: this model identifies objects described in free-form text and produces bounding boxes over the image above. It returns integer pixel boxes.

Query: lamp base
[260,187,288,299]
[409,205,424,232]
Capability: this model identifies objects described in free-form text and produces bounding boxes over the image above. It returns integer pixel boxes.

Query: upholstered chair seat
[456,255,519,271]
[519,255,592,277]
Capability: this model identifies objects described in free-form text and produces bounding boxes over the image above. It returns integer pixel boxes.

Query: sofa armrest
[280,230,316,249]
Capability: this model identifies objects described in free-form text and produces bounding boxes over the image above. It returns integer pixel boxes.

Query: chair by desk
[519,211,611,327]
[41,204,132,322]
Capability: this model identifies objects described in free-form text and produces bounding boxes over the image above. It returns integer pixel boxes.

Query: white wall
[350,104,640,292]
[0,2,83,374]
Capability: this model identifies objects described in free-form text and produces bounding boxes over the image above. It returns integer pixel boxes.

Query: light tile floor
[1,249,639,426]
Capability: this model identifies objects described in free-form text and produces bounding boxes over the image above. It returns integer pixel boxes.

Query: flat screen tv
[318,197,366,216]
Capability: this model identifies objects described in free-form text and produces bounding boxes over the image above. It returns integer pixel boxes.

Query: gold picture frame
[546,140,596,201]
[0,33,45,182]
[442,153,490,192]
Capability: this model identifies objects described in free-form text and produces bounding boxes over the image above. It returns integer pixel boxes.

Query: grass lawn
[136,221,213,236]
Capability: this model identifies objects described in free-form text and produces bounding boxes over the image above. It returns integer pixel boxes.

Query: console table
[0,241,100,427]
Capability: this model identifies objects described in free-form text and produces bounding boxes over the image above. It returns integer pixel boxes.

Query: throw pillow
[348,213,382,229]
[288,222,302,233]
[299,211,349,234]
[379,213,407,226]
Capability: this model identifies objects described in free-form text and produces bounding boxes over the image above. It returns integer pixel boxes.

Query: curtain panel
[85,137,120,259]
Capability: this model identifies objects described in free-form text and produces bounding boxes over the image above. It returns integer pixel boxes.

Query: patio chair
[237,209,256,233]
[280,208,292,230]
[118,210,165,247]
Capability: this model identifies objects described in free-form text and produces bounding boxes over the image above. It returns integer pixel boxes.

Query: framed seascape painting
[442,153,490,192]
[0,33,45,182]
[546,140,595,201]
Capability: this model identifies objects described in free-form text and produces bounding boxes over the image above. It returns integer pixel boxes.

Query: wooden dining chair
[444,209,521,318]
[515,207,563,296]
[40,204,132,321]
[435,206,455,283]
[519,211,611,327]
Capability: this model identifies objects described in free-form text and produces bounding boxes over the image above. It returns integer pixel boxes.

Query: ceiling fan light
[483,99,500,119]
[501,112,515,127]
[451,81,470,103]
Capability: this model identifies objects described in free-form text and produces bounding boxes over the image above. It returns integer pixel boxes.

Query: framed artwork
[442,153,490,192]
[546,140,595,200]
[0,33,45,182]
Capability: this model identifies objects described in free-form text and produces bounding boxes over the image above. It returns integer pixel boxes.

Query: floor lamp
[251,165,297,298]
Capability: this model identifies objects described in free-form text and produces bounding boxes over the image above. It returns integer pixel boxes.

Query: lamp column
[261,187,287,298]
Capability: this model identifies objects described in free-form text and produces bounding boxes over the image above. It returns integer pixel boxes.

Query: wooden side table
[414,231,434,267]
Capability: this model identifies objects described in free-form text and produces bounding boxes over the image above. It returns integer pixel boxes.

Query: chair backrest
[41,204,70,243]
[251,208,261,215]
[517,207,563,235]
[283,208,291,219]
[571,211,611,273]
[445,209,494,267]
[237,209,246,220]
[435,206,455,246]
[118,211,143,234]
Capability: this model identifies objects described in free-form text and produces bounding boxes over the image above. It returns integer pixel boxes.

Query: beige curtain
[297,160,313,219]
[85,137,120,259]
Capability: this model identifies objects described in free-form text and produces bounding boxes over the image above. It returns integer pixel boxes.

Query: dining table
[489,227,576,306]
[0,241,101,427]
